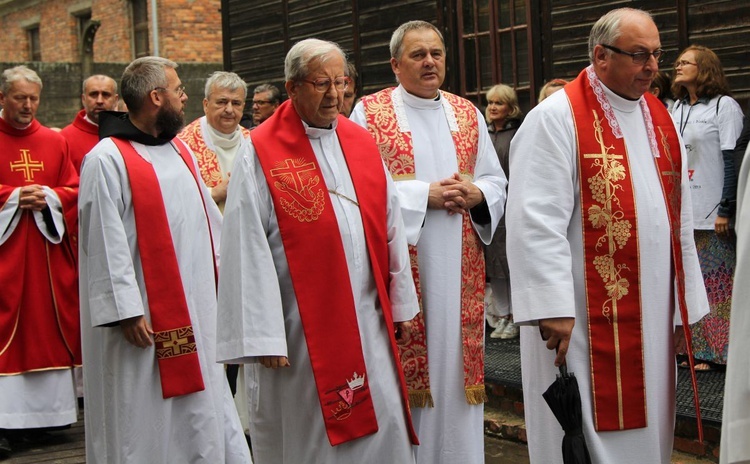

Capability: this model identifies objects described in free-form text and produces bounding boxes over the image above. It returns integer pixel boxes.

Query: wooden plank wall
[542,0,749,107]
[221,0,444,101]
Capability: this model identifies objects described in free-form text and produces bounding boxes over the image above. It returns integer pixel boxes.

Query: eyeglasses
[600,44,664,65]
[675,60,697,68]
[299,77,350,93]
[155,85,186,98]
[252,100,274,106]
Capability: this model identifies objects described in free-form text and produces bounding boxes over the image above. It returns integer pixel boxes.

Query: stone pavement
[484,331,726,462]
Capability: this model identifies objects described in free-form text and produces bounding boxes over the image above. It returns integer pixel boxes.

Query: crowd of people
[0,6,749,464]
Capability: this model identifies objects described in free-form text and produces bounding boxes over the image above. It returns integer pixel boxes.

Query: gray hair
[253,83,281,103]
[82,74,118,94]
[204,71,247,100]
[1,65,43,94]
[390,20,444,60]
[284,38,347,82]
[588,8,653,62]
[120,56,178,113]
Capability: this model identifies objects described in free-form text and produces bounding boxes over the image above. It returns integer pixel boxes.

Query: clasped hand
[428,173,483,214]
[18,184,48,211]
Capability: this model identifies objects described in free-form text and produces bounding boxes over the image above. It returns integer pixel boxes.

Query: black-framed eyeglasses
[252,100,274,106]
[600,44,664,65]
[298,77,350,93]
[155,85,186,98]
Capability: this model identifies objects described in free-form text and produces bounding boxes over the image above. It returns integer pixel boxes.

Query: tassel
[409,389,434,408]
[465,384,488,405]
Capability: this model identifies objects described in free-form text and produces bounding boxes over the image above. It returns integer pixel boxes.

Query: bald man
[61,74,119,172]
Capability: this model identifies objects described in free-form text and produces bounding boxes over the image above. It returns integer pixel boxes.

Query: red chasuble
[251,101,417,446]
[0,117,80,375]
[361,87,487,408]
[110,137,213,399]
[60,109,100,173]
[567,68,702,438]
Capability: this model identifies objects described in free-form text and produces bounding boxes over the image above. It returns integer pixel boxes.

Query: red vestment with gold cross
[0,117,80,375]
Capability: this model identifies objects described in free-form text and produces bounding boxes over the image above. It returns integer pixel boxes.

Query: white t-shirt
[671,95,743,228]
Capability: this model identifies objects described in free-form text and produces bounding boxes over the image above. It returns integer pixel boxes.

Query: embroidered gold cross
[270,159,316,194]
[161,331,189,356]
[10,150,44,182]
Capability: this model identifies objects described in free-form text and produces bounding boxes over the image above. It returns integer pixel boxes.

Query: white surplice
[506,84,709,464]
[720,143,750,464]
[351,86,507,464]
[78,138,251,464]
[216,120,419,464]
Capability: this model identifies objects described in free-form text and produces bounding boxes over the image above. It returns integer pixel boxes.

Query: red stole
[0,119,80,374]
[361,87,488,407]
[111,137,212,399]
[567,68,702,438]
[178,117,251,188]
[251,101,417,446]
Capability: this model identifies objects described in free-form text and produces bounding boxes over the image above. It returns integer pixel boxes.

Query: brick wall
[0,4,36,62]
[0,0,223,63]
[158,0,223,63]
[93,0,135,63]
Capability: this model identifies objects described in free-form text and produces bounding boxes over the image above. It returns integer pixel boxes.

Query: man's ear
[390,57,400,76]
[149,89,163,108]
[284,80,296,101]
[593,45,608,67]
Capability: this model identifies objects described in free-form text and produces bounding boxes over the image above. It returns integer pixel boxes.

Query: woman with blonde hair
[537,78,568,102]
[484,84,522,339]
[671,45,744,370]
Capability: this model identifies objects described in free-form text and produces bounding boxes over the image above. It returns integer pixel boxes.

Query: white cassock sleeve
[0,189,22,244]
[0,187,65,244]
[79,150,147,327]
[675,134,710,325]
[216,142,288,364]
[506,101,579,325]
[471,111,507,244]
[383,163,420,322]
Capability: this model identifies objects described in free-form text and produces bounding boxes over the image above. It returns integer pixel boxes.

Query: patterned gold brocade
[155,326,197,359]
[178,118,251,188]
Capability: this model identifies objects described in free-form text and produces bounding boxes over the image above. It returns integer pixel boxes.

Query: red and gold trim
[362,87,487,407]
[155,326,198,359]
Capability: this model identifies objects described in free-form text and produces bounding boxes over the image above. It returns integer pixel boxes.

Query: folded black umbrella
[542,364,592,464]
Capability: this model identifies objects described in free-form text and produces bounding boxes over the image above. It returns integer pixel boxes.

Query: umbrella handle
[555,347,569,377]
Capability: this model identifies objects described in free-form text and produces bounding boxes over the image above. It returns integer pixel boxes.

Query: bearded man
[78,56,251,463]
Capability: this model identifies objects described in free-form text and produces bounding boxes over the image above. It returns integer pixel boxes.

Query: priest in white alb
[720,142,750,464]
[350,20,507,464]
[217,39,419,463]
[78,57,251,464]
[506,8,709,464]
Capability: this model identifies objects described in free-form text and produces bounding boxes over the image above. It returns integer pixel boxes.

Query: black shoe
[0,435,11,459]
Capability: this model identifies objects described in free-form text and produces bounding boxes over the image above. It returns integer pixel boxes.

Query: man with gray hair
[179,71,251,211]
[78,57,251,463]
[61,74,119,172]
[351,20,507,464]
[217,38,419,463]
[0,65,79,459]
[250,83,280,127]
[506,8,708,462]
